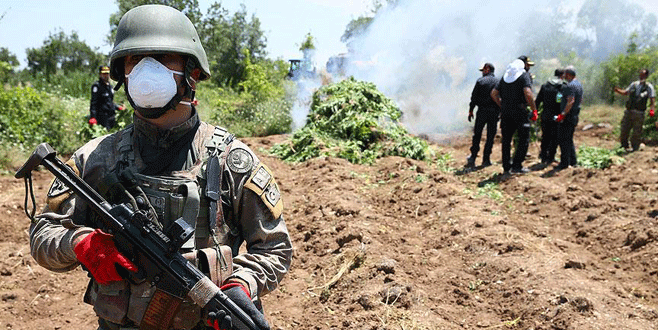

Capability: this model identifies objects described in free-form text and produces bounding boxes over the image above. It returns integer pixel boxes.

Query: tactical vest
[627,82,651,111]
[115,124,234,251]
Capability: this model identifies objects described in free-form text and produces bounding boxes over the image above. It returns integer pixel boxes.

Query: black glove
[468,110,473,122]
[207,283,270,330]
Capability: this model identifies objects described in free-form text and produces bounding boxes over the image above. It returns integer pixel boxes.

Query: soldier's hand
[650,109,655,117]
[118,105,126,111]
[74,229,137,284]
[88,118,97,126]
[468,111,473,122]
[530,110,538,122]
[207,282,270,330]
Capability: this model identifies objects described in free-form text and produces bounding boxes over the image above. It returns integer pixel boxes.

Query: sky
[0,0,373,69]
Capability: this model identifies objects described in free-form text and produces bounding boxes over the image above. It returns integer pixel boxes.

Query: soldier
[535,69,565,164]
[614,68,656,152]
[28,5,291,330]
[491,59,538,174]
[89,65,124,129]
[466,63,500,168]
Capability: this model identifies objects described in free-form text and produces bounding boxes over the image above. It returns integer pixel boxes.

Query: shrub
[577,145,625,169]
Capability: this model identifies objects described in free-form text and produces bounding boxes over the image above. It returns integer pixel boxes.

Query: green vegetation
[577,146,626,169]
[270,78,435,164]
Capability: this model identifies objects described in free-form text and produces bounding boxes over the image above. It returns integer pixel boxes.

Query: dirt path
[1,123,656,329]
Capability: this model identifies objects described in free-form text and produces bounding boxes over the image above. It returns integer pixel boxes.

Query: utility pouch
[197,245,233,286]
[132,173,200,249]
[84,280,131,325]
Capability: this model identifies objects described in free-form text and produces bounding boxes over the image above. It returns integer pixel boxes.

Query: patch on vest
[251,166,272,190]
[264,181,281,206]
[92,86,98,93]
[47,178,70,197]
[227,148,253,174]
[244,164,283,219]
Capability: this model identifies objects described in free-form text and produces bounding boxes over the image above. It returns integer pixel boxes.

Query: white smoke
[343,0,551,135]
[291,0,655,136]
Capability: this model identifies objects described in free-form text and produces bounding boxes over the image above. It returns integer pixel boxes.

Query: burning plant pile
[270,77,433,164]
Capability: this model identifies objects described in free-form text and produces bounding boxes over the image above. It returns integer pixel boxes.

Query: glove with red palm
[554,114,565,123]
[530,109,538,122]
[74,229,137,284]
[88,118,97,126]
[650,108,655,117]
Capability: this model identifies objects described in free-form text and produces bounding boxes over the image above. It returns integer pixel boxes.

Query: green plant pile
[577,145,626,169]
[270,77,434,164]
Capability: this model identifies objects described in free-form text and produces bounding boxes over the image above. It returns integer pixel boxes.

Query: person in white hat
[490,59,538,174]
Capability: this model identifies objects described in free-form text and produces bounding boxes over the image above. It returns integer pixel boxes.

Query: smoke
[291,0,656,136]
[342,0,551,135]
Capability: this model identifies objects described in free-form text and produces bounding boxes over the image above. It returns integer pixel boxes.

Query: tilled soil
[1,122,657,329]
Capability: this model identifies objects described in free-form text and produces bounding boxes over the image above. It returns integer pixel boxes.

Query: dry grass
[580,103,625,125]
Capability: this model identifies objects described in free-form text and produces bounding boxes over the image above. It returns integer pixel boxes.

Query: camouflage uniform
[29,111,293,329]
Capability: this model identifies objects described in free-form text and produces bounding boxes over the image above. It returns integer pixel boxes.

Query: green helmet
[109,4,210,82]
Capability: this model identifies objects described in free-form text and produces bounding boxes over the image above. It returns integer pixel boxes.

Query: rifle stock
[16,143,258,330]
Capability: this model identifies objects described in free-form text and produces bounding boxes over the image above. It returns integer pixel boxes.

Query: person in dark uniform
[466,63,500,168]
[491,59,538,174]
[554,66,583,170]
[518,55,535,83]
[89,65,124,129]
[535,69,565,164]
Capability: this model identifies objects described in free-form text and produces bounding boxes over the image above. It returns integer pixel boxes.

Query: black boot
[481,157,492,167]
[466,155,476,168]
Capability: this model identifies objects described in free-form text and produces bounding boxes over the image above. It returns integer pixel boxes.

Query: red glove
[555,114,565,123]
[118,105,126,111]
[530,110,538,122]
[88,118,97,125]
[468,111,473,122]
[650,109,655,117]
[192,99,199,106]
[74,229,137,284]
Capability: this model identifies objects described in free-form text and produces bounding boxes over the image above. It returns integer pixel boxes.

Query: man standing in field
[466,62,500,168]
[535,69,565,164]
[491,59,538,174]
[89,65,124,129]
[28,5,291,330]
[614,68,656,152]
[554,66,583,170]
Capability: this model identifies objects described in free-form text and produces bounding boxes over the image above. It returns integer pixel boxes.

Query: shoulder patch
[226,148,253,174]
[47,178,70,197]
[244,164,283,219]
[92,85,98,93]
[46,158,78,211]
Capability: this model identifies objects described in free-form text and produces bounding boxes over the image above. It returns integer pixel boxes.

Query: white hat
[503,59,525,83]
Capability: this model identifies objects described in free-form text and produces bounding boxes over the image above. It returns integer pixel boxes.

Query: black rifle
[16,143,259,330]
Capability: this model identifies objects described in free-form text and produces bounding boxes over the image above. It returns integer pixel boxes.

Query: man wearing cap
[28,4,291,330]
[466,63,500,168]
[554,66,583,170]
[491,59,539,174]
[89,65,124,130]
[518,55,535,83]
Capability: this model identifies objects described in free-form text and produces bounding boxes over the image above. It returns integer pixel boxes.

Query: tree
[0,47,19,83]
[108,0,202,45]
[26,30,105,77]
[201,3,267,87]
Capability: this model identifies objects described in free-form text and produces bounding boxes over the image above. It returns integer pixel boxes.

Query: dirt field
[1,118,657,329]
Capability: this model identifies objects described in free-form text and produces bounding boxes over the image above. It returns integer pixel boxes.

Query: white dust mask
[126,57,184,109]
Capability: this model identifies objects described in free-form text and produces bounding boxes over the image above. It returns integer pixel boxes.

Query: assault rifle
[16,143,260,330]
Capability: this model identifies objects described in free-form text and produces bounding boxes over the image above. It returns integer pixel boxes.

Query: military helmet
[109,4,210,81]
